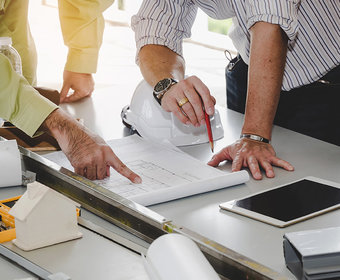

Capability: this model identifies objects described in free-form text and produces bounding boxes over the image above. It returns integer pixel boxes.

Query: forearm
[58,0,112,73]
[139,45,185,86]
[41,108,78,153]
[209,23,293,180]
[41,109,97,155]
[242,22,288,140]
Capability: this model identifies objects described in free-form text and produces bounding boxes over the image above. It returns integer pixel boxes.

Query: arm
[0,54,141,182]
[243,22,287,140]
[133,0,214,126]
[139,45,185,87]
[42,109,141,182]
[208,22,294,179]
[58,0,112,103]
[0,54,56,137]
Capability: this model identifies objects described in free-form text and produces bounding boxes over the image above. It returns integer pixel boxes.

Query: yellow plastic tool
[0,196,21,243]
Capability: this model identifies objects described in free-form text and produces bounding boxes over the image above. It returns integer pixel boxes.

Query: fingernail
[267,170,274,177]
[255,172,262,180]
[200,119,205,126]
[186,121,191,125]
[133,176,142,184]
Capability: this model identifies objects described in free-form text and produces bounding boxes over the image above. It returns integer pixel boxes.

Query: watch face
[154,78,171,94]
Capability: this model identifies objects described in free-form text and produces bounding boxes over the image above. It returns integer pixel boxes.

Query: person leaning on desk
[0,0,113,103]
[0,0,141,183]
[0,54,141,183]
[131,0,340,180]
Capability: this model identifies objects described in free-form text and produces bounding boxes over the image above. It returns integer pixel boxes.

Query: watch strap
[240,133,270,143]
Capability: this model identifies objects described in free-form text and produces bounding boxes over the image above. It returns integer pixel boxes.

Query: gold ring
[178,97,189,107]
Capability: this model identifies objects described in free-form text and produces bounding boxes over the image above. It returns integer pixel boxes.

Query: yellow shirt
[0,0,112,136]
[58,0,113,73]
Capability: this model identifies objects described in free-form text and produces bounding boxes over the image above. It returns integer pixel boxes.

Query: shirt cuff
[246,0,299,41]
[65,48,98,73]
[11,89,58,137]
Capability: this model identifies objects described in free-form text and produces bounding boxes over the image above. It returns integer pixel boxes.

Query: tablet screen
[235,179,340,222]
[220,177,340,227]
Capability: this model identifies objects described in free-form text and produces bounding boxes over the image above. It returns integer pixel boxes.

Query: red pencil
[204,111,214,153]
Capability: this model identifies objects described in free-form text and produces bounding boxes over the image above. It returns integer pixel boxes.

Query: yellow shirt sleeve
[58,0,113,73]
[0,0,37,86]
[0,54,58,137]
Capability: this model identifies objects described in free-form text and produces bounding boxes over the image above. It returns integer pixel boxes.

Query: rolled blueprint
[0,140,22,187]
[143,233,220,280]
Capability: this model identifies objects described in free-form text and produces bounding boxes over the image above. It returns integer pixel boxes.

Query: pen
[204,110,214,153]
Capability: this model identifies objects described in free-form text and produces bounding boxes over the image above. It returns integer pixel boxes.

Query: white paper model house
[9,181,82,251]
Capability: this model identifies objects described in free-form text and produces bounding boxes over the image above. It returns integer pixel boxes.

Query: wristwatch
[153,78,178,105]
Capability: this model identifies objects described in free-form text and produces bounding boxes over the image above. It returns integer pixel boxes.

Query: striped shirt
[131,0,340,91]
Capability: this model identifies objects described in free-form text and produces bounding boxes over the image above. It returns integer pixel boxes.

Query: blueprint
[44,135,249,206]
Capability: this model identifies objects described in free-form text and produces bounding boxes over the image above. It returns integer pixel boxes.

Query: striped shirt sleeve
[245,0,300,41]
[131,0,198,63]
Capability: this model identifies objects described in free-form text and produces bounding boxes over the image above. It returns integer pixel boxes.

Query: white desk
[1,85,339,279]
[152,110,340,278]
[0,186,150,280]
[59,86,340,278]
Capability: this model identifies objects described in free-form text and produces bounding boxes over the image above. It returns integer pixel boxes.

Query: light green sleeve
[0,0,37,86]
[0,54,58,137]
[58,0,113,73]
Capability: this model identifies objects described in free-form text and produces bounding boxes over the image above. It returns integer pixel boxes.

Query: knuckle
[190,94,201,105]
[179,79,190,88]
[116,163,127,174]
[176,110,188,121]
[88,174,95,180]
[190,75,199,81]
[72,159,86,170]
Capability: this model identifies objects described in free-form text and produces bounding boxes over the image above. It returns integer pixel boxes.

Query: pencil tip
[210,142,214,153]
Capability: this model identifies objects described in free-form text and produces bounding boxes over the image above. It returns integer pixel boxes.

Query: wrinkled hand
[65,132,141,183]
[161,76,216,126]
[208,138,294,180]
[43,109,141,183]
[60,70,94,103]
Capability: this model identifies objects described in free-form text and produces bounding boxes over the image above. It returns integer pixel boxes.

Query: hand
[161,76,215,127]
[60,70,94,103]
[208,138,294,180]
[43,109,142,183]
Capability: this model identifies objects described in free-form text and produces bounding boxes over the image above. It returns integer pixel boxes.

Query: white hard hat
[121,80,224,147]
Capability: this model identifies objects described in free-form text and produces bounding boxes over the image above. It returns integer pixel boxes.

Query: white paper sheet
[44,135,249,205]
[144,234,220,280]
[0,140,22,187]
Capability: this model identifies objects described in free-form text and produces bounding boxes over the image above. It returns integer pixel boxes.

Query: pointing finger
[107,154,142,184]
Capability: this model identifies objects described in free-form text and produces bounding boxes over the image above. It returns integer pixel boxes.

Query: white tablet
[219,177,340,228]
